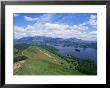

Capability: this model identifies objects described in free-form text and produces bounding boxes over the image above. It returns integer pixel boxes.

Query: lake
[54,46,97,63]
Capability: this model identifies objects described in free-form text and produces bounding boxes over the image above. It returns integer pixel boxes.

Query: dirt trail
[13,60,25,74]
[39,49,52,58]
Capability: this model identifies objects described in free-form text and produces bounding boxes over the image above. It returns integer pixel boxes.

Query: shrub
[14,56,28,62]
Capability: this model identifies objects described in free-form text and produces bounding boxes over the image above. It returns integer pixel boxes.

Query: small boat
[75,49,80,52]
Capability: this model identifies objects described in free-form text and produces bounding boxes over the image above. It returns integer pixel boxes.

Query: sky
[14,13,97,41]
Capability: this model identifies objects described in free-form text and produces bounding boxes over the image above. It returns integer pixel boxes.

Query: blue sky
[14,13,97,41]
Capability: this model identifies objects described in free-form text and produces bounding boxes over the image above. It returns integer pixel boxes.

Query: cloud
[14,14,97,41]
[14,22,96,41]
[44,22,88,31]
[24,14,54,22]
[24,16,38,21]
[14,13,19,17]
[81,31,96,41]
[44,23,69,30]
[14,26,26,39]
[72,23,88,31]
[37,14,54,23]
[88,14,97,26]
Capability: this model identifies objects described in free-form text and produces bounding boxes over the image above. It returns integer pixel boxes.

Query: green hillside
[14,46,83,75]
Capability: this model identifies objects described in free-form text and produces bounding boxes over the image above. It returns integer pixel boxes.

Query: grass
[16,59,82,75]
[14,46,83,75]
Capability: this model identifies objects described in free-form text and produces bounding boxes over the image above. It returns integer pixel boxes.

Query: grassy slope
[15,46,83,75]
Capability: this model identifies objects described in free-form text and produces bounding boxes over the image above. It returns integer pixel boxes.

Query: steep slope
[15,46,83,75]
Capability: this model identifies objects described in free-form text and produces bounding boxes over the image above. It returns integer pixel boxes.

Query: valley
[14,43,97,75]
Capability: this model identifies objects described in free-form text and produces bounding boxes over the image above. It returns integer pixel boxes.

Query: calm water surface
[55,46,97,63]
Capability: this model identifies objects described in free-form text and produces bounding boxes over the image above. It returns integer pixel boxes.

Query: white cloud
[72,23,88,31]
[24,14,54,22]
[88,14,97,26]
[14,14,97,41]
[37,14,54,23]
[14,13,19,17]
[24,16,38,21]
[14,22,96,41]
[14,26,27,39]
[44,23,69,30]
[81,31,97,41]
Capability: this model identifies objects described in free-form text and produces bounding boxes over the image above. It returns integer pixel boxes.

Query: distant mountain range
[14,36,97,49]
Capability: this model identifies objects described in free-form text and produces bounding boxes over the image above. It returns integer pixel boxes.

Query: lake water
[54,46,97,63]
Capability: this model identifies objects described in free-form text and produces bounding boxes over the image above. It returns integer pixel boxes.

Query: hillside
[14,46,83,75]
